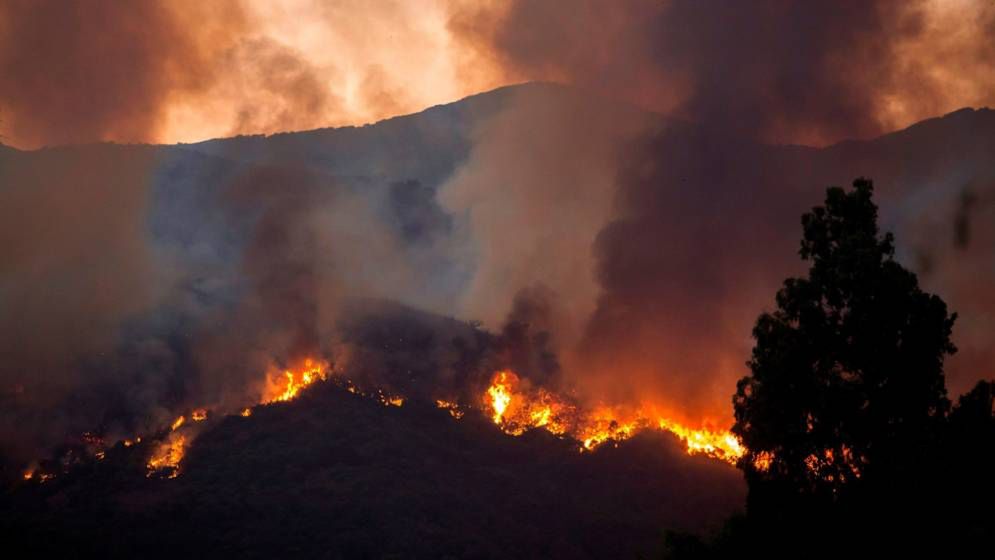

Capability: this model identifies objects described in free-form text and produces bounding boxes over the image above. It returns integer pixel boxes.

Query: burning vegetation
[480,370,745,464]
[146,433,186,479]
[21,356,748,484]
[263,358,329,403]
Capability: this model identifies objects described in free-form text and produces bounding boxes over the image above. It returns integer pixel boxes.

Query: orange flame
[482,370,746,464]
[264,358,329,403]
[486,370,515,424]
[146,433,187,478]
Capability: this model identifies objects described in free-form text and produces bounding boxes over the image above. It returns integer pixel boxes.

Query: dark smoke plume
[451,0,995,145]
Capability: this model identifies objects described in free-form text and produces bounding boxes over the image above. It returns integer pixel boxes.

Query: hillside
[2,378,744,558]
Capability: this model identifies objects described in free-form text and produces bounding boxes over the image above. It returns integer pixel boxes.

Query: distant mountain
[183,82,645,185]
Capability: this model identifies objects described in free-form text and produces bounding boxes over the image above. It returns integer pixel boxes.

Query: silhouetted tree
[732,178,957,514]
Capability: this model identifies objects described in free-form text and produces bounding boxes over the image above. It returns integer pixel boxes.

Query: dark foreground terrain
[1,382,743,559]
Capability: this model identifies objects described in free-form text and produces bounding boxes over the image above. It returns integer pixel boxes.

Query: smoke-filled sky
[2,0,994,148]
[3,1,995,462]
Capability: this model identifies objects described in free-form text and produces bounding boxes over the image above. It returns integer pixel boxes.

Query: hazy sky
[2,0,994,148]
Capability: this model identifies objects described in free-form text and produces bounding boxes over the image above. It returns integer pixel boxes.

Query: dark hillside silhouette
[0,305,744,559]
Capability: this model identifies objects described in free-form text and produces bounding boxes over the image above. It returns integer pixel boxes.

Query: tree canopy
[732,178,957,506]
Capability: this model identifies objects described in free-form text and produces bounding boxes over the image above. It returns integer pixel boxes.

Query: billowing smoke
[442,0,995,419]
[0,0,247,148]
[3,1,995,469]
[437,85,653,346]
[451,0,995,145]
[0,0,507,149]
[0,140,464,460]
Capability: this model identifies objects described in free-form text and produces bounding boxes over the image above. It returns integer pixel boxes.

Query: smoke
[902,175,995,396]
[437,84,653,347]
[0,146,178,458]
[0,0,509,149]
[217,38,342,137]
[4,0,995,469]
[0,0,247,148]
[0,144,462,460]
[4,1,992,149]
[435,0,995,422]
[450,0,995,145]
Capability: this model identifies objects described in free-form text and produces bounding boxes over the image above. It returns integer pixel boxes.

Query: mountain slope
[2,379,744,559]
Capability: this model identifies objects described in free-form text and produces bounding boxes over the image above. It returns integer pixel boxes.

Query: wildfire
[372,389,405,407]
[23,356,749,484]
[481,370,746,464]
[435,400,465,419]
[752,451,774,471]
[265,358,329,403]
[486,370,514,423]
[147,433,187,478]
[657,419,745,462]
[147,415,195,477]
[483,371,570,436]
[143,359,333,479]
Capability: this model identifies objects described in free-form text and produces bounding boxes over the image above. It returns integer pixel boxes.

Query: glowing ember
[191,409,208,421]
[240,407,253,417]
[752,451,774,471]
[379,394,404,407]
[481,370,746,464]
[170,415,185,431]
[435,400,465,419]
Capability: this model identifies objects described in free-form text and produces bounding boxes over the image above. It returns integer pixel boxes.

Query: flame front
[482,370,746,464]
[145,359,332,479]
[264,358,329,403]
[42,358,748,483]
[147,432,187,478]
